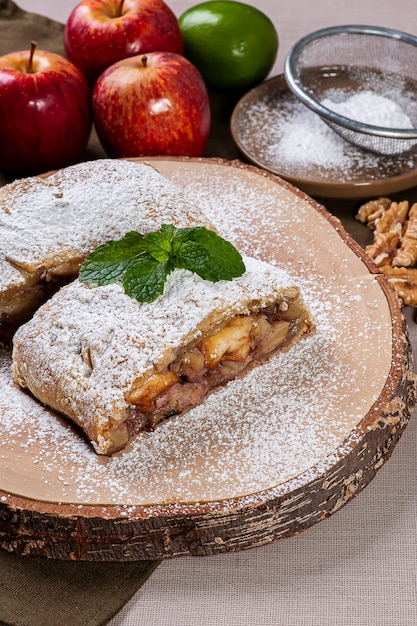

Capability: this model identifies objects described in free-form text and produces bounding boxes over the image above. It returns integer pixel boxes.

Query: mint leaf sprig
[79,224,246,303]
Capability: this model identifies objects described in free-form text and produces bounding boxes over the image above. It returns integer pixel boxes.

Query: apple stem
[27,40,37,73]
[117,0,125,16]
[141,56,148,68]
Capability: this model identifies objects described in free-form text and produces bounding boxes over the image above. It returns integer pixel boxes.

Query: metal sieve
[284,25,417,155]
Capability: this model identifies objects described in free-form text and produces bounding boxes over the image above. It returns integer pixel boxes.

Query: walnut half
[357,197,417,308]
[381,266,417,307]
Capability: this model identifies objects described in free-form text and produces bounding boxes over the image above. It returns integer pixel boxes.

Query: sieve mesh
[284,25,417,155]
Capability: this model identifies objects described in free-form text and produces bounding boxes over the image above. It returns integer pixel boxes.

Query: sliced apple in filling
[124,300,311,435]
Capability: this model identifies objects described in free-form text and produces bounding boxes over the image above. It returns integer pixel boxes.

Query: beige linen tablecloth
[1,1,417,625]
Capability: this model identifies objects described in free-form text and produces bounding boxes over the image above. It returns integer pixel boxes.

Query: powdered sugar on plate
[0,161,393,507]
[234,84,417,184]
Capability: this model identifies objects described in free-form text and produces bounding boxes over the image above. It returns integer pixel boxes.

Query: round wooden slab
[0,158,415,561]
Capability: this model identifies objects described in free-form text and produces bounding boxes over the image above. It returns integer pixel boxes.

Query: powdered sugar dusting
[235,89,417,182]
[13,256,301,455]
[0,158,211,296]
[0,161,393,507]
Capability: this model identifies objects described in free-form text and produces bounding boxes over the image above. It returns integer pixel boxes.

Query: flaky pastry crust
[0,159,214,343]
[12,257,314,455]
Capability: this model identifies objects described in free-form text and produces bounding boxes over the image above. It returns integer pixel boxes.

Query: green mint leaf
[171,240,208,272]
[79,224,245,303]
[79,231,147,285]
[143,230,172,262]
[187,228,245,282]
[159,223,177,239]
[122,257,173,303]
[170,226,201,244]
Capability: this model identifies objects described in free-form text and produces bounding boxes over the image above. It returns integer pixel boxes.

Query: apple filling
[125,301,309,435]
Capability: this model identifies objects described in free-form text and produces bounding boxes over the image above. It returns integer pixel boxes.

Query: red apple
[64,0,184,85]
[0,44,91,175]
[92,51,210,157]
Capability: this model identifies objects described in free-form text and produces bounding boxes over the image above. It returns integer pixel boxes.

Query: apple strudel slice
[12,257,314,455]
[0,158,212,343]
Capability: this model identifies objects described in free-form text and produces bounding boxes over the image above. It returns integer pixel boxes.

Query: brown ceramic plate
[0,157,415,561]
[231,74,417,199]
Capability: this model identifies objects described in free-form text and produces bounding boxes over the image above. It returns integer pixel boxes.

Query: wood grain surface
[0,158,415,560]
